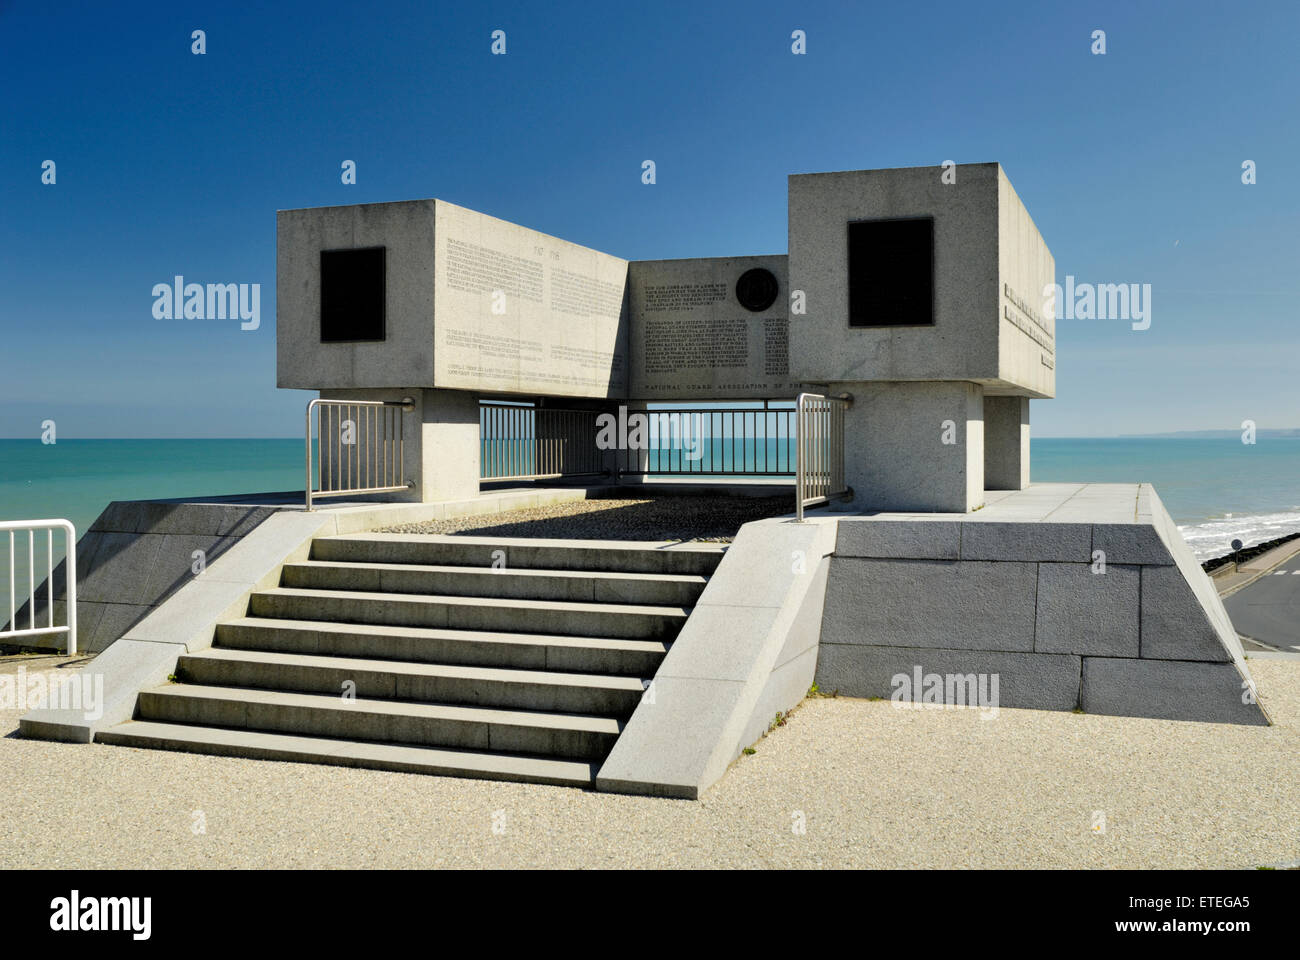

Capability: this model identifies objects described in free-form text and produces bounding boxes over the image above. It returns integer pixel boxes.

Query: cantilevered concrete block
[788,163,1055,399]
[277,198,629,399]
[627,255,795,400]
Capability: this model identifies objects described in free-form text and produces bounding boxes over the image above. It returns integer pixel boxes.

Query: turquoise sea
[2,437,1299,579]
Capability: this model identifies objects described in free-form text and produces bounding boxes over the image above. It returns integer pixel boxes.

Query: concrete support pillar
[984,396,1030,491]
[418,388,481,502]
[840,381,985,513]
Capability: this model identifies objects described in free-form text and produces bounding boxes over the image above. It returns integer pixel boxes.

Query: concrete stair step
[176,647,648,715]
[96,721,597,786]
[281,559,708,605]
[136,683,623,759]
[311,534,724,576]
[216,617,669,675]
[249,587,689,640]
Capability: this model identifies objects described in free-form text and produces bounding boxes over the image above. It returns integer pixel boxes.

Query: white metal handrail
[795,392,852,521]
[306,397,416,510]
[0,519,77,655]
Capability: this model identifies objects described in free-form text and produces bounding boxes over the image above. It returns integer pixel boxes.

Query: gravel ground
[378,495,793,542]
[2,654,1298,869]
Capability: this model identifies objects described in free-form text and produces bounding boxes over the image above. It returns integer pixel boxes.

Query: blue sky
[1,0,1296,438]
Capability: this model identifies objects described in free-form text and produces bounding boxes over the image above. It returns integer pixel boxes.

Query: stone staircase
[96,534,722,787]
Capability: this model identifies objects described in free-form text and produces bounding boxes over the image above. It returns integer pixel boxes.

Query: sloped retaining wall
[5,500,282,654]
[816,485,1268,725]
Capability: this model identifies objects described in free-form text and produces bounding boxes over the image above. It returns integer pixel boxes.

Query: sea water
[2,436,1297,599]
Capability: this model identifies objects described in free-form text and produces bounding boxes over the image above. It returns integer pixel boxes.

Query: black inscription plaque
[320,246,386,342]
[847,218,934,327]
[735,267,779,313]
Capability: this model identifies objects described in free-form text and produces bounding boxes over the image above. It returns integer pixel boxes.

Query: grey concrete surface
[816,644,1082,711]
[818,483,1267,724]
[214,617,669,675]
[15,639,182,743]
[1034,562,1140,657]
[840,380,986,512]
[32,524,719,791]
[6,501,278,655]
[276,198,630,398]
[1081,658,1269,725]
[5,485,611,656]
[20,492,602,739]
[822,557,1039,652]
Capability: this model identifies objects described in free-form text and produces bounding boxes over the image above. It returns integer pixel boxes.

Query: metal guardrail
[480,402,608,481]
[796,392,852,521]
[1,519,77,655]
[611,406,798,478]
[480,399,847,501]
[306,397,415,510]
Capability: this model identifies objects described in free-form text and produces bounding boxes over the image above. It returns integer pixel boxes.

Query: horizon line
[1,434,1294,442]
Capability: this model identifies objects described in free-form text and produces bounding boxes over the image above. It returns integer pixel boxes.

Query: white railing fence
[306,397,416,510]
[0,519,77,655]
[795,392,852,521]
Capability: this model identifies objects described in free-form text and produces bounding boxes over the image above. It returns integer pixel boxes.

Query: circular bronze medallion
[735,268,779,312]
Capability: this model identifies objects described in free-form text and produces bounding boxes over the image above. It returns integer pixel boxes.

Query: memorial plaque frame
[846,217,935,328]
[320,246,387,343]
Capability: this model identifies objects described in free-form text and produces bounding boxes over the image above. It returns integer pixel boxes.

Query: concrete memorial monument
[277,163,1049,512]
[268,163,1260,736]
[19,163,1265,799]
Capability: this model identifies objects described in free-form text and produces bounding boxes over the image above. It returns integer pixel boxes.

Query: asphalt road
[1224,551,1300,652]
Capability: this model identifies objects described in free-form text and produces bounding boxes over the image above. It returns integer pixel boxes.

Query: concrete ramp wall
[596,517,836,798]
